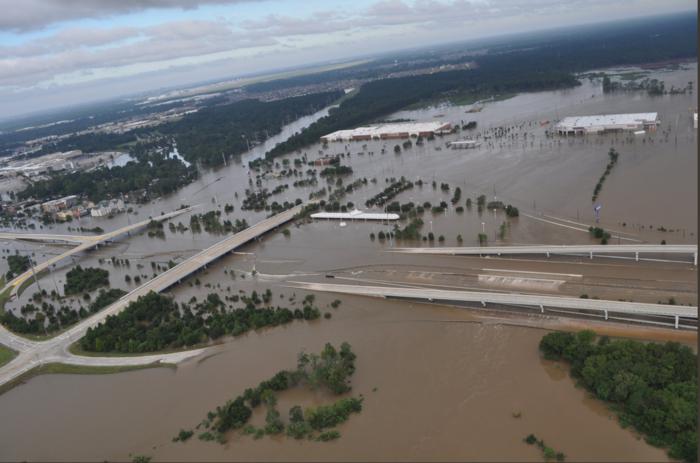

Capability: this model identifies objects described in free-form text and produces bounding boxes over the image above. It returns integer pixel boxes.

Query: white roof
[556,113,658,129]
[322,121,450,140]
[311,209,400,220]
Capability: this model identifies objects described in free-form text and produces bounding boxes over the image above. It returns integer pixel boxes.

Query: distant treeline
[258,67,576,163]
[257,13,696,161]
[161,91,342,167]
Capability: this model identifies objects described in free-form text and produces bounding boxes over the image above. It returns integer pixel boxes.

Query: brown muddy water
[0,293,674,462]
[0,64,696,461]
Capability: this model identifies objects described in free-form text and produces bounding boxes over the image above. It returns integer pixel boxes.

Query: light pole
[481,222,485,234]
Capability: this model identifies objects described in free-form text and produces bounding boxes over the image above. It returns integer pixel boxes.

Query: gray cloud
[0,19,277,86]
[0,0,262,32]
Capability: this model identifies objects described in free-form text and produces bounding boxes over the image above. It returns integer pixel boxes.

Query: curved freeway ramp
[288,282,697,330]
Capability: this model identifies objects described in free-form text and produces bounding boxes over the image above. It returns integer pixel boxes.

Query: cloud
[0,0,262,32]
[0,19,277,87]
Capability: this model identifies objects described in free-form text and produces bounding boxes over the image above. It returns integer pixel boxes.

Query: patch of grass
[15,269,47,297]
[0,361,171,397]
[0,286,11,312]
[68,339,210,357]
[0,344,17,368]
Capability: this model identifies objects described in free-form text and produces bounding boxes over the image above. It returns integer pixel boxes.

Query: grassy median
[0,344,16,368]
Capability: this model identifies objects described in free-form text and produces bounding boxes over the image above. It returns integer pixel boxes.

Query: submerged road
[0,205,302,389]
[392,244,698,264]
[287,282,698,329]
[0,207,194,297]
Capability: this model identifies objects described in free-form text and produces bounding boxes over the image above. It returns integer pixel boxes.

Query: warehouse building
[321,122,452,142]
[555,113,659,135]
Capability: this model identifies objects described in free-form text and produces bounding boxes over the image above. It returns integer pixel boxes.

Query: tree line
[80,290,325,353]
[539,330,696,462]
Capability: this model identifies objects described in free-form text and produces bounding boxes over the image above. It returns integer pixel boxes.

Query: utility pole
[28,255,41,292]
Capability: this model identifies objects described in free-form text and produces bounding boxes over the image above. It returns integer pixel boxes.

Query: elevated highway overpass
[288,282,698,330]
[392,244,698,265]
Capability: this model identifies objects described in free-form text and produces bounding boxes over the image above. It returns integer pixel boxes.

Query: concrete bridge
[0,207,193,297]
[288,282,698,330]
[0,205,302,389]
[391,244,698,265]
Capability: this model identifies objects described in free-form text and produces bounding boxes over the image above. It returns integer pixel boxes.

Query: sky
[0,0,695,118]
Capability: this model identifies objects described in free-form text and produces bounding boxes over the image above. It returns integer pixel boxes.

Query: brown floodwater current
[0,64,696,461]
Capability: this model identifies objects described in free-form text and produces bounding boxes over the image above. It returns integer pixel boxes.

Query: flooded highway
[0,63,696,461]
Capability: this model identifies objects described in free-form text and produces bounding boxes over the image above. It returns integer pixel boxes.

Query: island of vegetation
[539,330,697,463]
[174,342,361,444]
[63,266,110,295]
[4,254,30,280]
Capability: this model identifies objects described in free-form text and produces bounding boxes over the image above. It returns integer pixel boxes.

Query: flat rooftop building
[555,113,659,135]
[311,209,399,221]
[321,121,452,142]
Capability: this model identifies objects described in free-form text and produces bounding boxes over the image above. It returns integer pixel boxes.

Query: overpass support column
[694,252,697,266]
[539,304,544,313]
[675,315,679,329]
[480,301,486,307]
[604,310,608,320]
[546,252,550,258]
[635,252,639,262]
[589,251,593,260]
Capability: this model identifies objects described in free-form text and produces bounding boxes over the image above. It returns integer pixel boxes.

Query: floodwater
[0,293,674,462]
[0,64,696,461]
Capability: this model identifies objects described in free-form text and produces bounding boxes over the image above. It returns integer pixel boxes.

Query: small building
[90,199,125,217]
[41,195,78,213]
[313,155,339,166]
[555,113,659,135]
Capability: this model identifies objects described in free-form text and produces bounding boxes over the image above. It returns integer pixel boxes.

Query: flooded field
[0,64,696,461]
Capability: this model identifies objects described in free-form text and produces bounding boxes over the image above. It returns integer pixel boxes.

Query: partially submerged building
[555,113,659,135]
[448,139,481,149]
[321,122,452,142]
[41,195,78,213]
[311,209,399,221]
